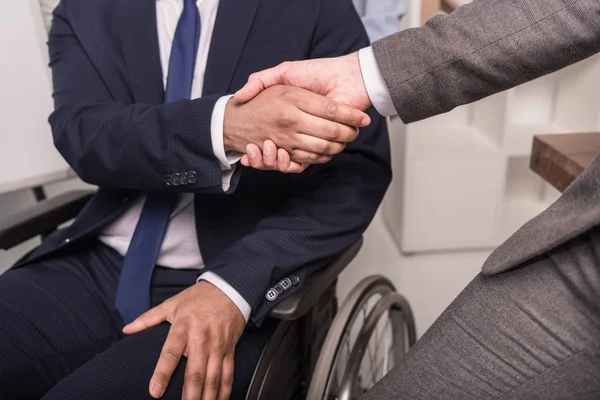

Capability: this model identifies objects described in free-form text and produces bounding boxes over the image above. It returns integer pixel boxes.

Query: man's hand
[234,52,371,111]
[234,53,372,173]
[240,141,309,173]
[224,85,369,170]
[123,281,246,400]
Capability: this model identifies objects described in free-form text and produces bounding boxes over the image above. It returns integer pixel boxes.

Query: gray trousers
[362,227,600,399]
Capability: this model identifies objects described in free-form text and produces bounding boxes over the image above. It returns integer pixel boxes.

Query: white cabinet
[383,53,600,253]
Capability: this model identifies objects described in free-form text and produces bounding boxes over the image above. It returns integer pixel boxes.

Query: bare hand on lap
[123,281,246,400]
[224,85,369,173]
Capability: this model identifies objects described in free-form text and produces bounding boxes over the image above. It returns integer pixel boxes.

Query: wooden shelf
[531,133,600,192]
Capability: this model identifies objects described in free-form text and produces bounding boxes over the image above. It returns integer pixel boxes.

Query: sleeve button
[179,172,189,186]
[274,283,285,295]
[187,170,198,184]
[265,289,278,301]
[280,278,292,290]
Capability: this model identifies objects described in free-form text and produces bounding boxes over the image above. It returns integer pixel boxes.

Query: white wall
[0,0,88,272]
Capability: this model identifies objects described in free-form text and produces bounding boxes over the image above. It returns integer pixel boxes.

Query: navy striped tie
[115,0,201,324]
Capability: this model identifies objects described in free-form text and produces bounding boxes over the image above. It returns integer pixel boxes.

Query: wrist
[223,97,243,153]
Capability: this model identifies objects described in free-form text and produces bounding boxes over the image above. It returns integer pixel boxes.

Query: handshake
[224,52,373,173]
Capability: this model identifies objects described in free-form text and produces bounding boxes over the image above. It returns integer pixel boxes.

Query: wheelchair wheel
[307,275,416,400]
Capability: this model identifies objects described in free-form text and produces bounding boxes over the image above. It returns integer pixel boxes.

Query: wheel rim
[337,293,409,400]
[307,276,416,400]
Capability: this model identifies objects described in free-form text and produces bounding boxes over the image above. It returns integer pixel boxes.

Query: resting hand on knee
[123,281,246,400]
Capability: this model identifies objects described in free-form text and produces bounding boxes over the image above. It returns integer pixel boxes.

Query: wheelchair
[0,189,417,400]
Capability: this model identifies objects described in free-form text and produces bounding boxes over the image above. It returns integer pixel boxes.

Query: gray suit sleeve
[372,0,600,123]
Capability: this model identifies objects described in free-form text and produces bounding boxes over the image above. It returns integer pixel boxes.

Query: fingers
[198,354,223,400]
[295,111,359,144]
[277,148,291,172]
[245,143,265,169]
[123,304,168,335]
[218,355,235,400]
[290,149,332,164]
[241,143,310,173]
[296,91,370,128]
[181,339,210,400]
[287,162,309,173]
[150,327,187,398]
[234,62,291,103]
[262,141,277,169]
[292,133,345,156]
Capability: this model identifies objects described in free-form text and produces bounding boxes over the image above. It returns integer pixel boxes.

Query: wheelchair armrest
[268,238,363,321]
[0,190,94,250]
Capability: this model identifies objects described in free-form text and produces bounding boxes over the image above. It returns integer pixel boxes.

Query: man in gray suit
[234,0,600,398]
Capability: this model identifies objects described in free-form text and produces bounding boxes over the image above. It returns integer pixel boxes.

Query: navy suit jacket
[31,0,391,325]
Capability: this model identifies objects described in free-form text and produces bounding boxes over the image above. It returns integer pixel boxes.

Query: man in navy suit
[0,0,390,399]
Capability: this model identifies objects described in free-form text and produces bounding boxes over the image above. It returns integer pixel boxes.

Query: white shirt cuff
[197,271,251,323]
[358,47,400,120]
[210,95,243,191]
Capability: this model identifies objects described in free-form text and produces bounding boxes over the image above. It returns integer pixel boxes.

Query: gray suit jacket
[372,0,600,275]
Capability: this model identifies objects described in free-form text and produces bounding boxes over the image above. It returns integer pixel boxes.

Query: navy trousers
[0,241,273,399]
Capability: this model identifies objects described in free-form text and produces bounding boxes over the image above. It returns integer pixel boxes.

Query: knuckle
[187,371,206,384]
[223,375,234,386]
[196,330,210,344]
[316,141,328,154]
[278,109,295,127]
[328,124,338,140]
[207,375,220,388]
[324,102,338,118]
[162,347,181,361]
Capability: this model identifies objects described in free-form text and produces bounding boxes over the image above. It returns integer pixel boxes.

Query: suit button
[64,238,71,244]
[274,283,285,295]
[187,170,198,184]
[165,175,172,186]
[122,197,129,204]
[290,276,300,286]
[265,289,278,301]
[171,173,181,186]
[280,278,292,290]
[179,172,189,186]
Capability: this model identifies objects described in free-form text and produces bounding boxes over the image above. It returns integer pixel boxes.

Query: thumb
[234,62,291,103]
[122,305,168,335]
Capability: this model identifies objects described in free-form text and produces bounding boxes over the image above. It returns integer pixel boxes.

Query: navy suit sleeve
[208,0,391,325]
[47,2,236,194]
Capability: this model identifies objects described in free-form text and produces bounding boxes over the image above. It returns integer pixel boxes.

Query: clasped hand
[232,52,372,173]
[223,83,370,173]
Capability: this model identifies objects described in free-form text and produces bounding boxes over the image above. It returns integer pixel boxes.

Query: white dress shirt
[99,0,251,322]
[358,47,399,120]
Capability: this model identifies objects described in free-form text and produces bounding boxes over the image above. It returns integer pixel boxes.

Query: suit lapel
[482,154,600,274]
[117,0,164,105]
[203,0,260,95]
